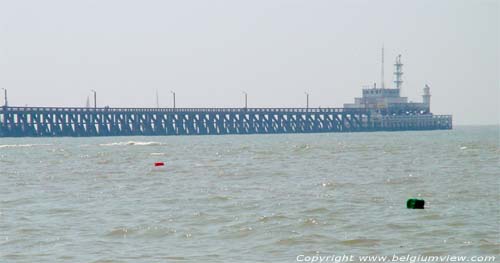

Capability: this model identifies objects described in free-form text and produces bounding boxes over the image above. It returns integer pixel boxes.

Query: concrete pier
[0,106,451,137]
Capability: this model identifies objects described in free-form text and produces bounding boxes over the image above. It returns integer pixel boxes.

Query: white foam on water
[99,141,163,147]
[0,144,52,149]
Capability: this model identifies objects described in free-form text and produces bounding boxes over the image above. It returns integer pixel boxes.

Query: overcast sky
[0,0,498,125]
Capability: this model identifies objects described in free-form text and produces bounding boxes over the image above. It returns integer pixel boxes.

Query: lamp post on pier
[242,91,248,109]
[1,88,7,107]
[170,90,176,109]
[90,90,97,109]
[156,90,159,108]
[304,92,309,110]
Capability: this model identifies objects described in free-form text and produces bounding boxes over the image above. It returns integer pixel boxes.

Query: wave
[258,214,289,222]
[0,144,52,149]
[99,141,164,147]
[105,227,137,237]
[150,152,166,156]
[340,238,380,246]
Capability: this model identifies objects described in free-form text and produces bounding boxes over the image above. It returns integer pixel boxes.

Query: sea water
[0,126,498,262]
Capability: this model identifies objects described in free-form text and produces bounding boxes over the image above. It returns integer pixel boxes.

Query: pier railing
[2,106,367,114]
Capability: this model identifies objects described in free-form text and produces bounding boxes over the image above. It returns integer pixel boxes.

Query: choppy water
[0,126,499,262]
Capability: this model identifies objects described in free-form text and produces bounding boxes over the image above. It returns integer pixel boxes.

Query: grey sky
[0,0,498,125]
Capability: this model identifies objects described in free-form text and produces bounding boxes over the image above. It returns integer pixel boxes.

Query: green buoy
[407,198,425,209]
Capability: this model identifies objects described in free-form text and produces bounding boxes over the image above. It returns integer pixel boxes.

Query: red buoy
[154,162,165,167]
